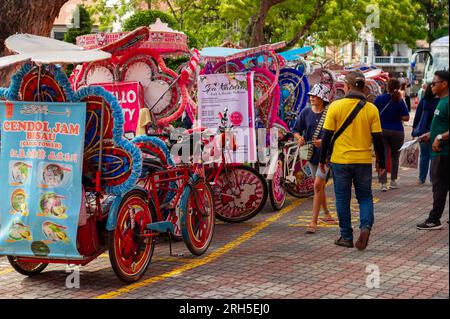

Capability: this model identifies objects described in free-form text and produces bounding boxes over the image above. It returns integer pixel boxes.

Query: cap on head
[308,83,331,102]
[345,71,366,89]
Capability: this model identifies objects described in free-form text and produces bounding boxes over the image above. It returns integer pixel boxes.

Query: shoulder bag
[328,99,367,157]
[299,106,329,161]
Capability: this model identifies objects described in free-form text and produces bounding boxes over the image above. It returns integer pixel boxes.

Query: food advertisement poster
[0,101,86,259]
[198,72,256,163]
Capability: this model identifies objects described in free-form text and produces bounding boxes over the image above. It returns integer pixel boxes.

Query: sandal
[318,216,338,225]
[306,225,317,234]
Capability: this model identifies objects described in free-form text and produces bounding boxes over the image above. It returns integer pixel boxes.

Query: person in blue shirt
[293,83,337,234]
[412,84,440,184]
[374,78,410,191]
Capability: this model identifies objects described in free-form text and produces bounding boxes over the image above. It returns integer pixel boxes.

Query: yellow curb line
[101,252,206,264]
[94,198,305,299]
[0,268,14,276]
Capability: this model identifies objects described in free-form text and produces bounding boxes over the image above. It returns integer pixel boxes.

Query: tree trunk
[0,0,69,86]
[249,0,286,47]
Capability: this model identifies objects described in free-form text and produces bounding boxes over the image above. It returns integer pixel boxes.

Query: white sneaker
[381,183,388,192]
[390,180,399,189]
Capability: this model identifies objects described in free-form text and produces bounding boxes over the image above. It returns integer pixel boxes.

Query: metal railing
[364,56,411,65]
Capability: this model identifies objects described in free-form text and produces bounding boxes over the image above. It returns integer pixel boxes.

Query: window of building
[53,32,66,41]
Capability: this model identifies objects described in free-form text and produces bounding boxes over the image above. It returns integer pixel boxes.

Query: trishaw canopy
[200,42,286,62]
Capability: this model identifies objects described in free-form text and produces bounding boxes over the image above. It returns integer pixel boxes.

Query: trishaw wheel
[214,165,268,223]
[181,178,215,256]
[7,256,48,276]
[268,158,286,211]
[108,189,156,283]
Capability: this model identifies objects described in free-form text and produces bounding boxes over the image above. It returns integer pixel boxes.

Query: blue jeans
[419,141,432,183]
[331,163,374,241]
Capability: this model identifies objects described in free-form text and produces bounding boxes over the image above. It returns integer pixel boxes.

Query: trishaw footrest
[146,221,174,234]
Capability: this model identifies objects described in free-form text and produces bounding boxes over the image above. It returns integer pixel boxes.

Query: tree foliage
[85,0,431,50]
[413,0,449,43]
[218,0,426,50]
[122,9,178,31]
[64,5,92,44]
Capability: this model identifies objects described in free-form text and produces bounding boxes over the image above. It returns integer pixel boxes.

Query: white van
[412,36,449,85]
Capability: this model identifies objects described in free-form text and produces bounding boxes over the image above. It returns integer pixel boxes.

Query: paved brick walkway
[0,161,448,299]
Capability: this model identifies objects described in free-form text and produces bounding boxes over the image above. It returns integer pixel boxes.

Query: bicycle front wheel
[268,157,286,211]
[180,177,215,256]
[213,165,268,223]
[285,157,314,198]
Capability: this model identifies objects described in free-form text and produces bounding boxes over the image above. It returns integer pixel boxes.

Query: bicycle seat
[141,158,165,177]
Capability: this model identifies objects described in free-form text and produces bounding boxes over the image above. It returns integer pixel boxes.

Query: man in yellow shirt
[319,71,386,250]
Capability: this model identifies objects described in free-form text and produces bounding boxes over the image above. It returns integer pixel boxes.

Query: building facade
[51,0,99,40]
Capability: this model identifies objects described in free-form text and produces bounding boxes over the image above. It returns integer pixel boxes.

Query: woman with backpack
[374,78,410,191]
[412,84,440,184]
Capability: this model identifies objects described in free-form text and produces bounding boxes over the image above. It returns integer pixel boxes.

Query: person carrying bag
[293,83,337,234]
[319,71,386,251]
[374,78,410,191]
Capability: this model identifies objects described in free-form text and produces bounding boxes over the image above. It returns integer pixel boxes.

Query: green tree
[123,9,202,48]
[87,0,136,31]
[122,9,178,31]
[181,0,234,47]
[64,5,92,44]
[218,0,426,50]
[414,0,449,43]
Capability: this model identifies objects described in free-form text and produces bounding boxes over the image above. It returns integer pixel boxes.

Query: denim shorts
[308,163,329,181]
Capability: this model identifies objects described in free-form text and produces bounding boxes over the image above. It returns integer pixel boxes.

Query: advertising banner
[99,81,144,134]
[0,101,86,259]
[198,72,256,163]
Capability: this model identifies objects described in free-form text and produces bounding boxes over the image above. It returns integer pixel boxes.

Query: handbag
[299,106,329,161]
[299,143,314,160]
[400,141,419,169]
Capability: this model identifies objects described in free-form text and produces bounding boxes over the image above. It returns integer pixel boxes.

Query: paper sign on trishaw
[98,81,144,134]
[197,72,257,163]
[0,101,86,260]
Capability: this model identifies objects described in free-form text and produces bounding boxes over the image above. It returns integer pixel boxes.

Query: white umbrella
[0,33,111,69]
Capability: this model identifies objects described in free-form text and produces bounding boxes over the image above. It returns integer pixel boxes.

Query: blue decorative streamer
[74,86,142,195]
[131,135,177,203]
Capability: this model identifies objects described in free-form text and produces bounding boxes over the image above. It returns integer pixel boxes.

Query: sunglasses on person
[430,80,444,87]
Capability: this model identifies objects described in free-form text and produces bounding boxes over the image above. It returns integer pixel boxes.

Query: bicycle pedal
[170,252,184,257]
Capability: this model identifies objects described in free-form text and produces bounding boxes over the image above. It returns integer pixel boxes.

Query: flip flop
[306,226,317,234]
[318,217,338,225]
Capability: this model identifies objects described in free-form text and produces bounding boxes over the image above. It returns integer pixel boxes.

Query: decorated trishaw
[0,34,214,283]
[193,43,318,216]
[72,21,209,242]
[72,19,194,132]
[334,66,386,101]
[194,45,281,222]
[277,46,312,129]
